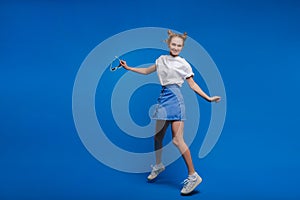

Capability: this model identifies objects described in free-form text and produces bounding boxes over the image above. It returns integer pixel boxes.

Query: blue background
[1,0,300,199]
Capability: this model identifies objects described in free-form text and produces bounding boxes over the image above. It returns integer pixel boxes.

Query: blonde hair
[165,30,188,45]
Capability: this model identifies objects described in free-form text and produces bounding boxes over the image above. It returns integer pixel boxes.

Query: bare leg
[154,120,169,164]
[171,121,195,175]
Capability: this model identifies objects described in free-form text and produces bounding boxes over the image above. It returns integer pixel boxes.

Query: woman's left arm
[186,77,221,103]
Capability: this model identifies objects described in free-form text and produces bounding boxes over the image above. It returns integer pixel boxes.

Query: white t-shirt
[155,55,194,87]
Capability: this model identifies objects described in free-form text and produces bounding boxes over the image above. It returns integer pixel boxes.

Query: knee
[172,136,184,147]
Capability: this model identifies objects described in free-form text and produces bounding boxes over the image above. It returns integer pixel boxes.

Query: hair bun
[182,32,188,40]
[168,30,175,36]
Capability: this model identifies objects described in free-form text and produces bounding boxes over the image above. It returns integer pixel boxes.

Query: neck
[169,52,178,57]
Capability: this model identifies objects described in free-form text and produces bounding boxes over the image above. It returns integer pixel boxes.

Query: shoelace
[182,178,194,190]
[150,164,163,175]
[149,165,156,175]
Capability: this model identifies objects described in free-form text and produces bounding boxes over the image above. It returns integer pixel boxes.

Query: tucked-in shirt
[155,55,194,87]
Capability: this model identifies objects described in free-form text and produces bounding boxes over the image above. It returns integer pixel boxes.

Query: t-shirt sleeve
[155,56,162,67]
[181,59,194,79]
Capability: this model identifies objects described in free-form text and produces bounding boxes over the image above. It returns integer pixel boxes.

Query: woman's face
[169,36,184,56]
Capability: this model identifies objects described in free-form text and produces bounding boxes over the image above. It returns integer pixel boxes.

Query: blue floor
[1,1,300,199]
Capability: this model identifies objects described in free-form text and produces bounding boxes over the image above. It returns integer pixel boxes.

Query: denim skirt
[151,84,186,121]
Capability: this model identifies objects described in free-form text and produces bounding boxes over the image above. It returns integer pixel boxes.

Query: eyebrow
[171,42,182,46]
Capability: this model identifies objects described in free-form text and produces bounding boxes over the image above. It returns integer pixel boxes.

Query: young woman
[120,30,221,195]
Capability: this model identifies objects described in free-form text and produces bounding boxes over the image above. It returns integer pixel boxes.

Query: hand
[120,60,129,70]
[209,96,221,103]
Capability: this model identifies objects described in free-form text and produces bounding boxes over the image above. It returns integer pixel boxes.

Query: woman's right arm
[120,60,156,75]
[186,76,221,103]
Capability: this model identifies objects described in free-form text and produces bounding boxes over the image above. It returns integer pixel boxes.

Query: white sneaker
[180,172,202,195]
[147,163,165,181]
